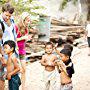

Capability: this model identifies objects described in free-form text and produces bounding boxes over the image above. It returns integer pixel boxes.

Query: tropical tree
[60,0,90,21]
[87,0,90,20]
[60,0,78,10]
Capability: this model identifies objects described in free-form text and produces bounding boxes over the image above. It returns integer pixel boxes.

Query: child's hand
[7,73,11,80]
[59,61,67,70]
[54,43,58,50]
[28,35,33,40]
[57,61,65,67]
[26,35,33,41]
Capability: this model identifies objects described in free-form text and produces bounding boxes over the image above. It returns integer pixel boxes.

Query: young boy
[40,42,57,90]
[56,49,74,90]
[3,40,21,90]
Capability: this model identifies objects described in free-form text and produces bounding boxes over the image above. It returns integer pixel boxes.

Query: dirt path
[72,47,90,90]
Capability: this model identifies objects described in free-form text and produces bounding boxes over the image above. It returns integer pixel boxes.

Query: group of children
[0,28,74,90]
[41,42,75,90]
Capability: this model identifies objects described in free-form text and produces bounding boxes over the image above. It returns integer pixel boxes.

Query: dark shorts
[61,83,73,90]
[87,37,90,47]
[9,74,21,90]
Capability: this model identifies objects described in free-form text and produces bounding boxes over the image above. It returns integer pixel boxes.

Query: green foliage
[0,0,46,16]
[0,0,32,15]
[0,0,6,13]
[60,0,78,10]
[11,0,31,15]
[72,0,78,5]
[29,0,33,3]
[60,0,68,10]
[0,0,7,4]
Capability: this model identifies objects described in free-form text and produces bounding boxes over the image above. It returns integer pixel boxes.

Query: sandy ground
[72,47,90,90]
[5,46,90,90]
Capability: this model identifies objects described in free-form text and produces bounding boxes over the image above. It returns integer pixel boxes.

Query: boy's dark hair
[45,42,53,47]
[60,49,71,57]
[2,3,14,14]
[64,44,73,52]
[3,40,16,52]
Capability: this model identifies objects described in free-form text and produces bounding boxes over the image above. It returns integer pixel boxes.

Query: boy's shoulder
[10,53,17,61]
[66,60,75,75]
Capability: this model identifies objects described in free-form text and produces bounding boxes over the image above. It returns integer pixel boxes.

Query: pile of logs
[50,18,85,46]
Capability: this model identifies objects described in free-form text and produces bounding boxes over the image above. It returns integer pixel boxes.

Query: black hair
[64,44,73,52]
[2,3,14,14]
[60,48,71,57]
[3,40,16,52]
[66,36,74,44]
[45,42,53,48]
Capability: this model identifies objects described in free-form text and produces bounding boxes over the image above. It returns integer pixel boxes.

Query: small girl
[15,12,32,90]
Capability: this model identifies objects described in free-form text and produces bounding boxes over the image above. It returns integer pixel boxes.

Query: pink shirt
[15,25,28,55]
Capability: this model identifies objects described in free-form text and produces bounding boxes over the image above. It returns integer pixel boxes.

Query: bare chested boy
[56,49,74,90]
[3,40,21,90]
[40,42,57,90]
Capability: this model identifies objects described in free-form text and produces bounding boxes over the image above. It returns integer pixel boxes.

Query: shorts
[9,74,21,90]
[19,54,26,60]
[0,65,5,81]
[61,83,73,90]
[87,37,90,47]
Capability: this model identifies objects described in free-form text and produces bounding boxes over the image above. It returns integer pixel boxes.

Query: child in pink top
[16,26,28,57]
[15,12,32,90]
